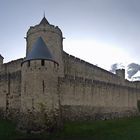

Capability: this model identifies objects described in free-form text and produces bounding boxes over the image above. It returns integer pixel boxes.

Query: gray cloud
[110,62,140,80]
[127,63,140,79]
[110,63,124,73]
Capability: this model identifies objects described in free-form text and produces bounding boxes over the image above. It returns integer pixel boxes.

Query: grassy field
[51,117,140,140]
[1,117,140,140]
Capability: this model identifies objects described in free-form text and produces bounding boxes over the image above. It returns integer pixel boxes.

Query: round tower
[20,37,61,132]
[26,16,64,76]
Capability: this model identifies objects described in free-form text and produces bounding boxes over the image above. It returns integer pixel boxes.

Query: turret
[0,55,4,70]
[116,69,125,79]
[26,16,64,76]
[20,37,61,132]
[0,54,4,65]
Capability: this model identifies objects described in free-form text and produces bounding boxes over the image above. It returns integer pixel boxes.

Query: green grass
[0,119,20,140]
[50,117,140,140]
[0,119,48,140]
[1,117,140,140]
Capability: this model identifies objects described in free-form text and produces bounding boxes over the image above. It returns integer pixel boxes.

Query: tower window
[27,61,30,67]
[42,80,45,93]
[41,60,45,66]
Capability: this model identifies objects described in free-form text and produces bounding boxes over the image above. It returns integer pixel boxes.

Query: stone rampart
[0,59,23,73]
[63,52,140,89]
[0,70,21,120]
[59,75,139,121]
[63,52,124,84]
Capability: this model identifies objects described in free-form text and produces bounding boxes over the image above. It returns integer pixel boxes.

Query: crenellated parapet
[59,74,140,90]
[27,24,62,38]
[63,51,128,85]
[22,59,58,72]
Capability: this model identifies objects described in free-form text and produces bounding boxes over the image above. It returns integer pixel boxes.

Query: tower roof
[39,16,49,25]
[23,37,57,64]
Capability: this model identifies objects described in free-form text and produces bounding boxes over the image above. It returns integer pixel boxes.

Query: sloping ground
[1,117,140,140]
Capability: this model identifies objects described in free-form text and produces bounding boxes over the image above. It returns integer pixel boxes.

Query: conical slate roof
[23,37,56,63]
[39,16,49,25]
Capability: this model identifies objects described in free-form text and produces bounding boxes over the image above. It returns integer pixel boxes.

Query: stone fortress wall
[0,17,140,131]
[59,76,139,120]
[63,52,124,84]
[0,59,22,119]
[60,52,140,120]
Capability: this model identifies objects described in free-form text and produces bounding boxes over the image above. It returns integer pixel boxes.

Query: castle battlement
[27,24,62,37]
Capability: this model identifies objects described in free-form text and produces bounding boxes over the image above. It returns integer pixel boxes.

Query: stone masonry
[0,16,140,132]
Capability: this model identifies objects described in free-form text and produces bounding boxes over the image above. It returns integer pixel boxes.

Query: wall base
[62,105,139,121]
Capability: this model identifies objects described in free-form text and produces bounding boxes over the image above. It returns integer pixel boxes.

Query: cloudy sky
[0,0,140,70]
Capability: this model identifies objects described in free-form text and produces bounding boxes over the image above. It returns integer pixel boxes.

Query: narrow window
[137,100,140,112]
[41,60,45,66]
[24,82,26,93]
[42,80,45,93]
[32,98,34,110]
[27,61,30,67]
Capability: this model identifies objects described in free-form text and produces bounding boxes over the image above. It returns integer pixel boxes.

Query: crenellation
[27,24,62,37]
[85,78,92,84]
[3,58,23,73]
[75,76,84,82]
[63,50,128,85]
[69,54,75,59]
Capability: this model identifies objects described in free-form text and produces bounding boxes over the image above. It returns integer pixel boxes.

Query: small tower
[0,55,4,70]
[26,16,64,77]
[0,54,4,65]
[21,37,61,132]
[116,69,125,79]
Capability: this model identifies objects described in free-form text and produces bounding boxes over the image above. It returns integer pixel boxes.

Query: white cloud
[63,39,133,70]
